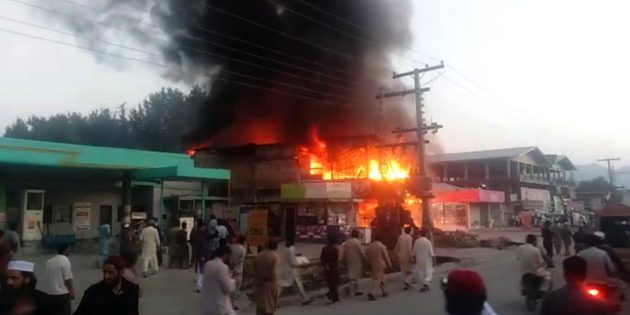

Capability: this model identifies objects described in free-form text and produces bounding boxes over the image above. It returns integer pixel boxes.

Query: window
[100,205,113,225]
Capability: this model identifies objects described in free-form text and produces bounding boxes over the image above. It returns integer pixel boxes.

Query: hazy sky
[1,0,629,165]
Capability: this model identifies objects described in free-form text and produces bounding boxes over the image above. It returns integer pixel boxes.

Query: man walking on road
[42,243,75,315]
[320,234,340,304]
[201,245,236,315]
[279,236,313,305]
[413,229,435,292]
[366,234,392,301]
[140,218,160,278]
[192,221,211,292]
[229,235,246,308]
[98,223,112,267]
[541,220,554,262]
[394,226,413,290]
[254,240,280,315]
[74,255,140,315]
[342,229,366,296]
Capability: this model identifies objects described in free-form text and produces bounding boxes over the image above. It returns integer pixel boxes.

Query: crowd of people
[0,213,628,315]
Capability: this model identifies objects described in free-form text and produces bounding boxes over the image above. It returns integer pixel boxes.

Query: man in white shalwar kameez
[278,237,312,305]
[140,218,161,277]
[413,229,435,292]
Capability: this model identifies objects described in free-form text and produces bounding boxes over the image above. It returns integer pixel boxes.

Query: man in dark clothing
[73,255,139,315]
[573,226,588,254]
[541,221,554,264]
[0,260,49,315]
[539,256,611,315]
[0,243,11,296]
[320,234,340,304]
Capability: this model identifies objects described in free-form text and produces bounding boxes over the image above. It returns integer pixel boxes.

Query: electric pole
[377,62,445,239]
[597,157,621,190]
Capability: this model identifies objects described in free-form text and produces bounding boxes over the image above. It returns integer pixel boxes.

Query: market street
[23,245,630,315]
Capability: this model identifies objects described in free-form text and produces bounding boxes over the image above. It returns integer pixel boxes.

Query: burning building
[195,128,422,243]
[40,0,422,242]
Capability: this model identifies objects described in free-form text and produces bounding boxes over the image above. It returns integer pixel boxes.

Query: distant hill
[573,163,630,188]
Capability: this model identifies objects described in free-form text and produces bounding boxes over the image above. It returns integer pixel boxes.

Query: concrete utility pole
[377,62,444,239]
[597,157,621,190]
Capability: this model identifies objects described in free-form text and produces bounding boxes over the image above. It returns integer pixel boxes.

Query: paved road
[274,249,630,315]
[22,247,630,315]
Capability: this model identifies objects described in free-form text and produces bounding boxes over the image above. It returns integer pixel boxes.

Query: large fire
[299,129,411,182]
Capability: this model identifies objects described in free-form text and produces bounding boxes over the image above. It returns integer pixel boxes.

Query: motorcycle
[521,273,547,311]
[584,282,622,314]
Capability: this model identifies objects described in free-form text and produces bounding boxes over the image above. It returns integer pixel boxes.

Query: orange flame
[301,128,410,182]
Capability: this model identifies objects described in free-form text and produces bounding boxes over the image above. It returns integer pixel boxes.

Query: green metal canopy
[0,137,230,181]
[132,166,230,181]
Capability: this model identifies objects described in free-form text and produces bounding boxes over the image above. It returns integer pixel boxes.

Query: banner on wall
[73,203,91,232]
[247,209,268,247]
[23,210,42,241]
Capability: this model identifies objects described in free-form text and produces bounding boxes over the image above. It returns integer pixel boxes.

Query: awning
[132,166,230,181]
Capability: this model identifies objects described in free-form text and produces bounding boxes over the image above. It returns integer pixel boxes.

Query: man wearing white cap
[0,260,49,315]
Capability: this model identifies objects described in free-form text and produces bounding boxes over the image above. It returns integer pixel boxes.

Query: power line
[0,15,158,57]
[9,0,357,92]
[56,0,354,78]
[55,0,358,85]
[200,0,353,60]
[220,68,352,102]
[294,0,364,31]
[266,0,367,43]
[213,76,350,108]
[0,14,352,101]
[0,26,166,67]
[0,25,353,108]
[11,0,356,87]
[422,70,446,85]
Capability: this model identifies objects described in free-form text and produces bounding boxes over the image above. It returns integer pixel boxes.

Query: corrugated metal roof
[428,146,540,163]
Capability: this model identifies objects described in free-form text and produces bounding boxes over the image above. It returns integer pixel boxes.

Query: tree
[576,176,611,192]
[3,86,209,152]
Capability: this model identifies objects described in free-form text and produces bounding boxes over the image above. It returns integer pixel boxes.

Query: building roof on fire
[428,146,550,165]
[0,137,230,180]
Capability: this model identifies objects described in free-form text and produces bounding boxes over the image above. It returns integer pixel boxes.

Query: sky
[1,0,629,165]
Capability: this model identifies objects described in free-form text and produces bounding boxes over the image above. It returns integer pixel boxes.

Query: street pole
[597,157,621,190]
[378,62,444,239]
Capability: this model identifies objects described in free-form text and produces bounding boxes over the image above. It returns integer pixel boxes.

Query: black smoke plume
[46,0,414,147]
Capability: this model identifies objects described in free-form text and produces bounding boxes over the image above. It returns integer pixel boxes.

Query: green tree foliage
[576,176,611,192]
[4,87,208,152]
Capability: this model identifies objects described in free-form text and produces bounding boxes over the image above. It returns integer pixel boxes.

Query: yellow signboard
[247,209,268,247]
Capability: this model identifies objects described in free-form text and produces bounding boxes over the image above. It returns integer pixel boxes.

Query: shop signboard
[325,182,351,199]
[281,182,352,200]
[73,203,91,232]
[247,209,268,247]
[23,210,42,241]
[281,184,306,199]
[304,182,326,199]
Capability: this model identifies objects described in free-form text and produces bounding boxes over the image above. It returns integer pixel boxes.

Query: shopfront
[281,181,360,241]
[432,188,505,230]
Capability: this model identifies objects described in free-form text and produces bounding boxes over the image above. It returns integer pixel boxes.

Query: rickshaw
[597,202,630,272]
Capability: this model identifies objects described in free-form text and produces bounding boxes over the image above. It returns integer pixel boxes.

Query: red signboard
[434,189,505,204]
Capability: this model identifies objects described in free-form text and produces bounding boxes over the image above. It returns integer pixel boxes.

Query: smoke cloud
[42,0,414,148]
